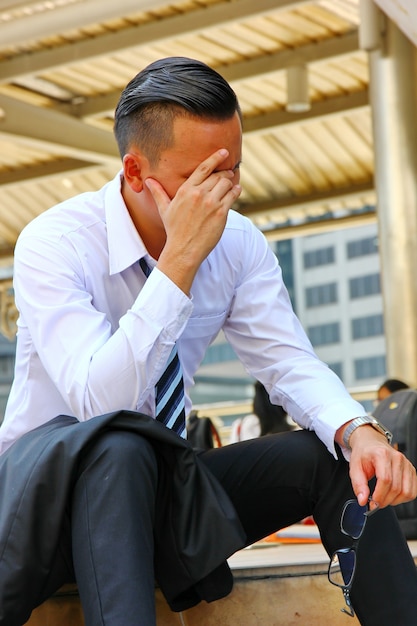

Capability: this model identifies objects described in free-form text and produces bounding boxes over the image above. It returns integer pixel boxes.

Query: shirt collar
[105,171,148,275]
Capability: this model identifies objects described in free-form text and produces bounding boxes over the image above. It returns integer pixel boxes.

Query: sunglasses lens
[329,548,356,587]
[341,500,367,539]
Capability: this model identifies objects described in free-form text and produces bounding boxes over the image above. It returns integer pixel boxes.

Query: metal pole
[367,13,417,384]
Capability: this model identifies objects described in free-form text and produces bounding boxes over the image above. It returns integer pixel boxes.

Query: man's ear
[122,152,147,193]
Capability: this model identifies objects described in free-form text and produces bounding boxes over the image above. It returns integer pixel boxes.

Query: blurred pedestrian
[230,381,295,442]
[377,378,409,402]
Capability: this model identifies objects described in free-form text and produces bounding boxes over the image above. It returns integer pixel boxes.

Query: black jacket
[0,411,246,624]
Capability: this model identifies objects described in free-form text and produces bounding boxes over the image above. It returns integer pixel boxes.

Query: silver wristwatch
[342,415,393,450]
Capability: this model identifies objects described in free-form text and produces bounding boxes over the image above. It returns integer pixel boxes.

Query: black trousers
[40,429,417,626]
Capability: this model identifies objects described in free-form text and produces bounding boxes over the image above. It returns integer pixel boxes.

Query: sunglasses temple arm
[341,588,355,618]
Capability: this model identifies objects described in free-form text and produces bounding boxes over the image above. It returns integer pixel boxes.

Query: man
[0,57,416,626]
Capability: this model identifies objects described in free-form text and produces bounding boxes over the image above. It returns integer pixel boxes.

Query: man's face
[377,386,391,402]
[144,111,242,204]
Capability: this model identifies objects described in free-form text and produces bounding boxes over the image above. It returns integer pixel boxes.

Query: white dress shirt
[0,172,366,456]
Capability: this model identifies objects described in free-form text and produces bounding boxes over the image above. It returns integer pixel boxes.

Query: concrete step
[26,538,417,625]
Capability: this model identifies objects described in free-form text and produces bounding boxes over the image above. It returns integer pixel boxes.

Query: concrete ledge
[26,539,417,625]
[159,542,360,626]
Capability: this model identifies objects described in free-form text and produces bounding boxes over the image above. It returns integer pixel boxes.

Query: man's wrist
[342,415,393,450]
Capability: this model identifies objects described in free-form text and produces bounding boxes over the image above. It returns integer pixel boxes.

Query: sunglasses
[328,498,379,617]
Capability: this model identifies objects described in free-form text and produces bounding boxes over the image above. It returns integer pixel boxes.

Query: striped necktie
[139,258,186,438]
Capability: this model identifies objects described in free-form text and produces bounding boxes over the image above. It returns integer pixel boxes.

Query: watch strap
[342,415,393,450]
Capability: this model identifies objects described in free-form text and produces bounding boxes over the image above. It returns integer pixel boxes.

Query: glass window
[349,273,381,299]
[303,246,335,269]
[351,314,384,339]
[354,355,386,380]
[347,236,378,259]
[308,322,340,346]
[306,283,338,308]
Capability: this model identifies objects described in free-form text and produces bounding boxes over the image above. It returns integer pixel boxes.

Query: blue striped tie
[139,258,186,437]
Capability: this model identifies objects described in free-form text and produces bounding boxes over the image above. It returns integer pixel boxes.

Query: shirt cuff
[312,404,367,462]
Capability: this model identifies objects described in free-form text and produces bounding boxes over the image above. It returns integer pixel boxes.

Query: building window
[349,273,381,299]
[306,283,338,308]
[308,322,340,346]
[347,236,378,258]
[303,246,335,269]
[351,314,384,340]
[354,355,386,380]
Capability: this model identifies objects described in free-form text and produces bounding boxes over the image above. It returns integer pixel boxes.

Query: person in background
[377,378,410,402]
[0,57,416,626]
[230,381,295,442]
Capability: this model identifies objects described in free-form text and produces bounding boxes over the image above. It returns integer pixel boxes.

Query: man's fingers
[207,176,242,206]
[353,446,417,509]
[144,178,170,209]
[349,461,371,506]
[352,479,370,507]
[388,456,417,506]
[227,183,242,205]
[188,149,231,186]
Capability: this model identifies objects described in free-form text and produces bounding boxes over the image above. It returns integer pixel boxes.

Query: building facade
[291,223,386,397]
[192,223,386,412]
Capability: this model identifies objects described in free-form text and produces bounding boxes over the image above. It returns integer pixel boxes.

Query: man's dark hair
[378,378,409,394]
[114,57,241,165]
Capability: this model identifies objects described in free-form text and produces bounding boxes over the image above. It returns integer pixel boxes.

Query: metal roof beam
[243,90,370,135]
[0,158,99,187]
[0,0,310,82]
[0,0,170,47]
[374,0,417,47]
[221,32,360,82]
[0,93,119,163]
[240,181,375,217]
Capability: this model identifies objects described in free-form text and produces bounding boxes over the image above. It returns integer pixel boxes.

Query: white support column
[365,6,417,383]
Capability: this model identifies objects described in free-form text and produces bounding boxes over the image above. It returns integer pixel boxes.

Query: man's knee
[77,429,158,479]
